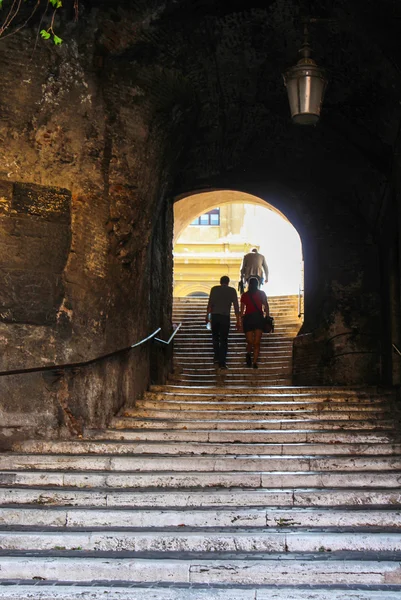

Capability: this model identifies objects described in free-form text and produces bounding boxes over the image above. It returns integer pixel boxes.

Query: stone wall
[0,4,191,446]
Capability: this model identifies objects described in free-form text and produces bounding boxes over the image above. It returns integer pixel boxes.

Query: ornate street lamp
[283,24,328,125]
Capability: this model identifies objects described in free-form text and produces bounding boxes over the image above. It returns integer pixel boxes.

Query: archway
[173,190,303,304]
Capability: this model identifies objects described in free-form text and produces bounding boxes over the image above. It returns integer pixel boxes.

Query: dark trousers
[211,314,230,366]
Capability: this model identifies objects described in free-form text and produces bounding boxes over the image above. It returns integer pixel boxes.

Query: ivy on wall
[0,0,79,45]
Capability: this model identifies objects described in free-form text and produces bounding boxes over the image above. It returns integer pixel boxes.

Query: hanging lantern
[283,25,328,125]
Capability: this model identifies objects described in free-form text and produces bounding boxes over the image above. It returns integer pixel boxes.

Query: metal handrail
[155,323,182,345]
[393,343,401,357]
[0,327,167,378]
[298,285,304,318]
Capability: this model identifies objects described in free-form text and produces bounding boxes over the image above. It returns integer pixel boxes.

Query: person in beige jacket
[240,248,269,288]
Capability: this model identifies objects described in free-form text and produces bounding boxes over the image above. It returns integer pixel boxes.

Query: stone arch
[174,189,292,243]
[173,188,304,300]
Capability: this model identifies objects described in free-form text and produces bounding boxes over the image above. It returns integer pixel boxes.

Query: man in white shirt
[240,248,269,288]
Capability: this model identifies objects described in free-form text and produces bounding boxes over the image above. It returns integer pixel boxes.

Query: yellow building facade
[173,204,255,297]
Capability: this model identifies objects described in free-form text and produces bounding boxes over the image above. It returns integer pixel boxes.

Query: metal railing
[298,285,304,318]
[155,323,182,345]
[0,324,182,379]
[393,343,401,357]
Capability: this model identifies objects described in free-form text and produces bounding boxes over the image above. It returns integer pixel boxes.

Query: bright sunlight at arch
[173,191,303,299]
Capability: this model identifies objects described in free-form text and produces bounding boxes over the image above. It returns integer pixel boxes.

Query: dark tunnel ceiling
[96,0,401,209]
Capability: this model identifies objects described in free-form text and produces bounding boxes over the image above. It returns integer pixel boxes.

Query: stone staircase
[0,296,400,598]
[172,295,302,385]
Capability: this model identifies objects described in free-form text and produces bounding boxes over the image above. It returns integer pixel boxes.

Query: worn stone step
[175,325,298,331]
[174,367,293,375]
[174,331,297,338]
[84,428,397,443]
[173,358,293,366]
[168,378,294,386]
[136,399,389,411]
[0,555,401,584]
[173,339,294,345]
[111,416,394,430]
[173,340,293,346]
[123,408,391,421]
[0,585,399,600]
[173,359,293,367]
[3,453,401,473]
[1,486,400,508]
[13,440,401,457]
[174,347,293,354]
[1,469,401,489]
[1,529,401,553]
[149,385,393,396]
[166,380,293,387]
[1,485,400,507]
[1,506,401,529]
[145,389,393,402]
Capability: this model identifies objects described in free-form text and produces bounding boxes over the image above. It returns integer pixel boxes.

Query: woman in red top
[240,277,270,369]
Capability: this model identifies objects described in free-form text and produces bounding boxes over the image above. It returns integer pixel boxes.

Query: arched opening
[173,190,303,310]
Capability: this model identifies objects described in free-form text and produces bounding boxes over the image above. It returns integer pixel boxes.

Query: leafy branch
[40,0,64,45]
[0,0,79,45]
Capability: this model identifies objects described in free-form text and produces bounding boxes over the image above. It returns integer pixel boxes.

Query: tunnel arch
[173,189,295,243]
[173,188,304,300]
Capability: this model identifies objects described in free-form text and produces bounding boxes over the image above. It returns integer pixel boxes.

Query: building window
[191,208,220,226]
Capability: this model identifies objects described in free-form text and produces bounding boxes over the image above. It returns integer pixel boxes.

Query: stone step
[4,453,401,473]
[173,338,294,345]
[123,408,391,421]
[149,385,393,396]
[175,325,298,331]
[172,368,293,376]
[0,585,399,600]
[173,364,292,372]
[174,326,295,332]
[174,338,294,342]
[1,486,400,508]
[136,399,390,411]
[174,322,297,327]
[13,440,401,457]
[174,311,300,316]
[174,355,293,363]
[2,506,401,529]
[174,340,292,346]
[84,428,398,443]
[1,529,401,553]
[174,353,293,359]
[145,389,394,402]
[173,367,293,375]
[1,469,401,488]
[111,416,395,430]
[171,355,292,363]
[0,555,401,585]
[167,378,292,386]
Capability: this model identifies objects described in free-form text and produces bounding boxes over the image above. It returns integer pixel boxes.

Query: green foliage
[0,0,75,46]
[40,29,51,40]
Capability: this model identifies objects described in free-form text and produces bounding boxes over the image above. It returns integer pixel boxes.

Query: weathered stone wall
[0,4,189,446]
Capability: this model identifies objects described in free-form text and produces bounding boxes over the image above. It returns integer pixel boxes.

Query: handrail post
[298,285,304,318]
